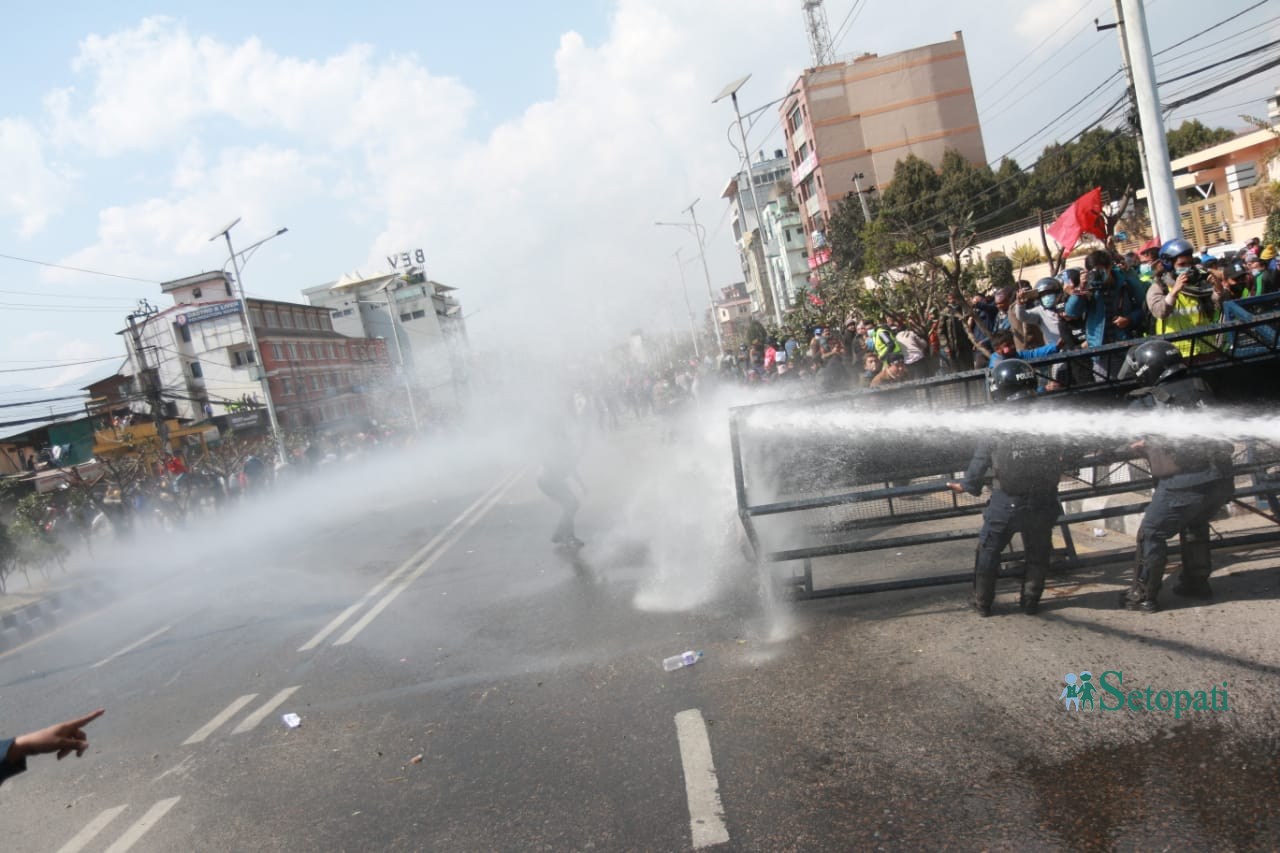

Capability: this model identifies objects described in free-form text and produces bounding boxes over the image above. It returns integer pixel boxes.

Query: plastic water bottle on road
[663,650,703,671]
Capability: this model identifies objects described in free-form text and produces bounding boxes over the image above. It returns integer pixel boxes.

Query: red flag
[1046,187,1106,254]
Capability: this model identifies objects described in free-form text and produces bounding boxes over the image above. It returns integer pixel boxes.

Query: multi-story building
[302,268,467,409]
[122,271,390,435]
[714,283,754,348]
[780,31,986,251]
[721,150,793,321]
[760,197,810,307]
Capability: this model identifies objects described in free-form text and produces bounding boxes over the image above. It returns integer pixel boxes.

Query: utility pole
[1098,2,1155,229]
[125,300,169,451]
[382,278,420,431]
[851,172,874,223]
[684,198,726,360]
[673,249,701,360]
[1119,0,1183,243]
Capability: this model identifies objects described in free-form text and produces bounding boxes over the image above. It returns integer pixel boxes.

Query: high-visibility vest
[1154,290,1214,357]
[871,327,902,361]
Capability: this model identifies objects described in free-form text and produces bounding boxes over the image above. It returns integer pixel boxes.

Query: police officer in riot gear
[947,360,1065,616]
[1117,339,1235,612]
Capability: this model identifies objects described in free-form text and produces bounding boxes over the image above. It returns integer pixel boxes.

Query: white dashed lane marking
[675,709,730,849]
[56,805,128,853]
[182,693,258,745]
[298,469,521,651]
[90,624,172,669]
[231,685,300,734]
[103,797,181,853]
[56,798,181,853]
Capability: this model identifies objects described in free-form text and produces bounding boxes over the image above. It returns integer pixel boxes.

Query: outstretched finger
[64,708,105,730]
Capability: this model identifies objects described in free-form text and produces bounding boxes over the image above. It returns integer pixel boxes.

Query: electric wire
[0,252,160,283]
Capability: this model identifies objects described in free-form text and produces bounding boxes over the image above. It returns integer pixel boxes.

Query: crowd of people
[722,236,1280,394]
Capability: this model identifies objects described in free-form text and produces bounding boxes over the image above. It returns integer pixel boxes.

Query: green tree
[1165,119,1236,160]
[826,195,870,275]
[1020,127,1141,212]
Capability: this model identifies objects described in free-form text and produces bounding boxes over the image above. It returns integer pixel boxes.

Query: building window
[281,312,294,329]
[178,324,192,343]
[189,360,203,379]
[271,343,281,360]
[789,106,802,131]
[310,375,319,391]
[310,313,320,330]
[193,287,202,299]
[287,343,297,360]
[281,377,292,396]
[251,308,264,327]
[411,309,426,320]
[231,348,256,367]
[265,308,279,327]
[400,312,412,322]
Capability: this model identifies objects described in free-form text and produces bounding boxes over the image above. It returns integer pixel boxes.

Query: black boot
[1118,590,1159,613]
[1019,592,1040,615]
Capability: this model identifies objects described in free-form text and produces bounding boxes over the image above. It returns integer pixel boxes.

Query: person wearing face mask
[1137,245,1160,291]
[1147,238,1216,357]
[1013,276,1066,347]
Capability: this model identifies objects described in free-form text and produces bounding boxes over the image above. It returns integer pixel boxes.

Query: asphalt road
[2,415,1278,851]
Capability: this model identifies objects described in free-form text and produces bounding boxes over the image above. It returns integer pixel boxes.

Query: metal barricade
[730,309,1280,599]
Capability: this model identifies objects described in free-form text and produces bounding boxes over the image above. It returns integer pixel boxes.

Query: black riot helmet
[1034,276,1062,297]
[988,358,1038,403]
[1118,339,1186,387]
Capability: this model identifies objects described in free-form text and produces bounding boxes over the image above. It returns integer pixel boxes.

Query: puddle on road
[1005,722,1280,849]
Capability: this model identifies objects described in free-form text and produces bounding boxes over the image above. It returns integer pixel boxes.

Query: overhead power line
[0,355,124,375]
[1161,54,1280,113]
[1151,0,1271,57]
[0,251,160,283]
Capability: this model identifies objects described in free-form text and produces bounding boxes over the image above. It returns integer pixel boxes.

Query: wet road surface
[1,422,1277,851]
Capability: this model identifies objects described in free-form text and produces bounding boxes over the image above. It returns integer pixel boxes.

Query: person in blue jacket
[1060,249,1146,378]
[986,330,1058,368]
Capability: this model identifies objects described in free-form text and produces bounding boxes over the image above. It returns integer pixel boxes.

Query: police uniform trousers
[973,488,1061,607]
[1128,474,1234,602]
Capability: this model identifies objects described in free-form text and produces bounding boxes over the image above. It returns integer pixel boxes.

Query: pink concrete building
[781,31,987,252]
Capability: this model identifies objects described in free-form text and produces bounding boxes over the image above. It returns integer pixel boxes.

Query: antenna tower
[801,0,833,67]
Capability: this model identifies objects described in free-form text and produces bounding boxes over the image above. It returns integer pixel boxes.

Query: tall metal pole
[1120,0,1183,242]
[382,281,420,431]
[685,199,726,359]
[673,249,701,360]
[222,230,287,463]
[1101,2,1155,229]
[851,172,873,222]
[730,90,787,326]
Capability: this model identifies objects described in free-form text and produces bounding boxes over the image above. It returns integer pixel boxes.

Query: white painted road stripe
[332,470,522,647]
[182,694,258,745]
[103,797,181,853]
[675,709,730,849]
[91,624,173,669]
[56,804,128,853]
[298,470,518,651]
[231,685,301,734]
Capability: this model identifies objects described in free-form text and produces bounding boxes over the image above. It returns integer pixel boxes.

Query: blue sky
[1,0,1276,416]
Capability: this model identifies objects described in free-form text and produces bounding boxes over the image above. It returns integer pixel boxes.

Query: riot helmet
[1034,276,1062,309]
[1118,339,1186,387]
[1159,238,1195,265]
[988,358,1038,403]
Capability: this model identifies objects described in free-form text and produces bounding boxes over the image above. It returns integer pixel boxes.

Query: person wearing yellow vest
[1146,238,1216,358]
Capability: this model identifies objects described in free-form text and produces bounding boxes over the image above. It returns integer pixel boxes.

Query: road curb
[0,579,114,654]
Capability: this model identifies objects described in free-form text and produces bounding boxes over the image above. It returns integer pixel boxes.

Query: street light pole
[851,173,874,222]
[381,280,420,432]
[684,199,726,359]
[715,74,786,327]
[210,218,287,463]
[673,249,701,360]
[655,213,725,360]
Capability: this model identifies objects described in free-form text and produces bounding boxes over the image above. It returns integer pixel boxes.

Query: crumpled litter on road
[409,753,423,764]
[282,712,302,728]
